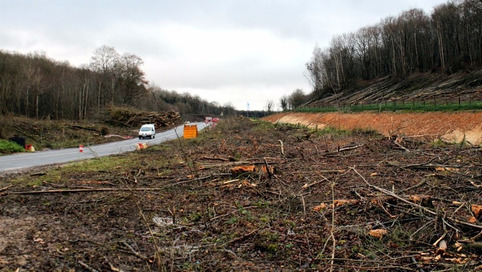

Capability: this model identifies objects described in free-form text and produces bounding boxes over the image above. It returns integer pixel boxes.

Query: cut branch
[350,167,482,230]
[2,187,166,195]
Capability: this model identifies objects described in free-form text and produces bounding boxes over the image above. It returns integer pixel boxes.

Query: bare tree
[289,89,307,109]
[280,96,289,111]
[115,53,147,105]
[266,100,274,113]
[90,45,120,109]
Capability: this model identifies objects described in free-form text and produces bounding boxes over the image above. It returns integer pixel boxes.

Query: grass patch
[12,155,137,186]
[252,120,276,131]
[276,122,377,138]
[314,126,350,137]
[63,156,134,172]
[0,139,24,154]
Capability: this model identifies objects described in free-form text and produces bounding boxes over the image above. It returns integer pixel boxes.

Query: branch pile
[106,107,181,128]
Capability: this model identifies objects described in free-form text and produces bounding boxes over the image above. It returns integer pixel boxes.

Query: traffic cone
[25,144,35,152]
[79,145,84,152]
[136,143,148,150]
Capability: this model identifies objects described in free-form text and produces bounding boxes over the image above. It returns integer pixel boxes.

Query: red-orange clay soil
[263,111,482,145]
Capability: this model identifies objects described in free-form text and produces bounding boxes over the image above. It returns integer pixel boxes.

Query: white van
[138,124,156,139]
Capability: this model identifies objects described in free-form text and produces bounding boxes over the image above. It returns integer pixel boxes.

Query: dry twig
[78,261,99,272]
[352,167,482,231]
[121,241,149,261]
[0,185,12,192]
[330,181,336,272]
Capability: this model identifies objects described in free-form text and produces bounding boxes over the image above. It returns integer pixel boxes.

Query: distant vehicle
[138,124,156,139]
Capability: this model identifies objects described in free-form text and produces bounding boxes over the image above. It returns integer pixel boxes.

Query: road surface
[0,122,207,174]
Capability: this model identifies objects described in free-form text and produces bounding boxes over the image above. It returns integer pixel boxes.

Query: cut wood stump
[230,164,274,176]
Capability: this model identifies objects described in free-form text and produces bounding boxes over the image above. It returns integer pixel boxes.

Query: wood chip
[333,199,359,207]
[312,203,327,211]
[369,229,387,239]
[471,204,482,218]
[436,240,447,256]
[230,164,274,175]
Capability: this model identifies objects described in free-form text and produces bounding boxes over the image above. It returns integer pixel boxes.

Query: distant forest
[0,46,236,120]
[305,0,481,101]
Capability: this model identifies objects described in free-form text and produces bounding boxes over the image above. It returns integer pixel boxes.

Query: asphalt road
[0,122,207,174]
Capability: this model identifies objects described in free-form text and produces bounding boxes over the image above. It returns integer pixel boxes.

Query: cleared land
[263,111,482,146]
[0,117,481,271]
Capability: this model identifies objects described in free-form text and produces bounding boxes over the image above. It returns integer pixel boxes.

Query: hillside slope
[307,71,482,107]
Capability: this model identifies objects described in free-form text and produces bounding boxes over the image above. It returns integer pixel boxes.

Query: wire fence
[307,92,482,112]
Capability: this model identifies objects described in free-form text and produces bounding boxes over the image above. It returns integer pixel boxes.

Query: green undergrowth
[272,121,382,138]
[0,139,24,155]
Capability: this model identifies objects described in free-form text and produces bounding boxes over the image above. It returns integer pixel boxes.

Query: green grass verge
[297,101,482,113]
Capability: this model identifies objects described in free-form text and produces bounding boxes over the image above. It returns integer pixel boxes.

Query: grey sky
[1,0,447,110]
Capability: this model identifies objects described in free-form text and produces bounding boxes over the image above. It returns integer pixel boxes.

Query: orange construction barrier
[183,124,198,139]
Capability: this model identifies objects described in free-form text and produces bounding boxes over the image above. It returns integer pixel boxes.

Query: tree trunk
[437,22,446,70]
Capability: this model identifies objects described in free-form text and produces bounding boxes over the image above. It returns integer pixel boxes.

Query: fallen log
[1,187,166,196]
[200,155,235,161]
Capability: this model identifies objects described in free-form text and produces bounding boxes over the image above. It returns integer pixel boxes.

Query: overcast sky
[1,0,447,111]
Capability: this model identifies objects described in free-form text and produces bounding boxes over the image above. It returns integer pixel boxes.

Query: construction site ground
[0,115,481,271]
[263,111,482,146]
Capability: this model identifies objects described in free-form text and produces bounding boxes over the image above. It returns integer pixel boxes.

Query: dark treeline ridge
[305,0,482,100]
[0,45,235,121]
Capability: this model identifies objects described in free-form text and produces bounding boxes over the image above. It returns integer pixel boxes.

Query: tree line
[0,45,234,120]
[304,0,481,100]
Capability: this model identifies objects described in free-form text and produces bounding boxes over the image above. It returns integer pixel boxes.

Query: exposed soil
[263,111,482,145]
[0,117,481,271]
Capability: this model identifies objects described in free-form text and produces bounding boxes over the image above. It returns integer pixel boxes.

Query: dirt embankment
[263,111,482,145]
